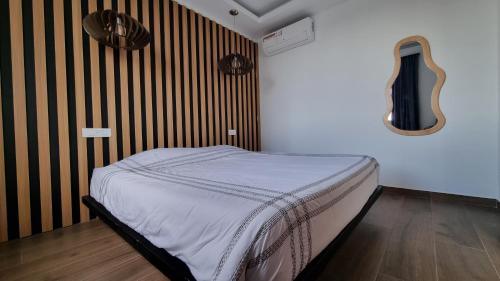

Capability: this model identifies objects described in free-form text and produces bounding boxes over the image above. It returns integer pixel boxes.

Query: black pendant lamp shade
[218,53,254,76]
[218,9,253,76]
[83,9,150,50]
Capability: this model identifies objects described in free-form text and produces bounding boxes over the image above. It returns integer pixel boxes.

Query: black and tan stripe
[0,0,259,242]
[0,73,7,242]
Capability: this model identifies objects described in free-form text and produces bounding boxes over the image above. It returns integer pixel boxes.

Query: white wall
[259,0,500,199]
[498,0,500,201]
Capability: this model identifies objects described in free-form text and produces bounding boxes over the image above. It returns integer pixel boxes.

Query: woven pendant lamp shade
[217,9,253,76]
[83,9,150,50]
[218,53,254,76]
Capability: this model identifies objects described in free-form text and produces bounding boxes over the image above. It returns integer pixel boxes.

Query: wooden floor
[1,189,499,281]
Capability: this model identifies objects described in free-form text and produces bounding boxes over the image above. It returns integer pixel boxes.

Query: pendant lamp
[218,10,253,76]
[83,9,150,50]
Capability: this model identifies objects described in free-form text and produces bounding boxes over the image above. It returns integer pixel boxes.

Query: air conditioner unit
[262,17,314,56]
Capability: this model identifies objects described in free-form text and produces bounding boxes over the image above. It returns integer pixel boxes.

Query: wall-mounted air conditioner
[262,17,314,56]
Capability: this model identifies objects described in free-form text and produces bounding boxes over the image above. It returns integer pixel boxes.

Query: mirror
[384,35,446,136]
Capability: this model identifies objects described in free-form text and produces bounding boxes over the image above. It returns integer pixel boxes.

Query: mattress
[90,145,379,281]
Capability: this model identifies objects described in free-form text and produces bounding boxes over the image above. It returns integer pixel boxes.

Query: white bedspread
[90,146,379,281]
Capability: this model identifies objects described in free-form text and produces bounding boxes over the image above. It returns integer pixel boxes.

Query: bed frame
[82,185,383,281]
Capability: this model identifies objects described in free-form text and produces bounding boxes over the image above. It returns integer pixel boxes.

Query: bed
[84,145,380,281]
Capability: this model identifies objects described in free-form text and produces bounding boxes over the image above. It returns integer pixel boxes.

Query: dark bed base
[82,185,382,281]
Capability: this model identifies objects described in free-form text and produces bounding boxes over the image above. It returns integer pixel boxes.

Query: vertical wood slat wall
[0,0,260,242]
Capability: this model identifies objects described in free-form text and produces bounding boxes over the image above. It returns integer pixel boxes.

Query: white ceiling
[177,0,348,40]
[233,0,292,17]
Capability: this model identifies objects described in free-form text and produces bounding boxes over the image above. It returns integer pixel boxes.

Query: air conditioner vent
[262,18,314,56]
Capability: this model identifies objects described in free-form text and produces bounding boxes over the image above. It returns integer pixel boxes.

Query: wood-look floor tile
[466,205,500,275]
[380,196,436,281]
[136,270,170,281]
[2,191,499,281]
[476,222,500,276]
[431,198,483,249]
[0,218,165,281]
[16,244,134,281]
[317,222,391,281]
[0,221,113,271]
[431,192,497,208]
[0,250,22,272]
[376,273,405,281]
[362,192,404,228]
[0,219,107,257]
[436,241,499,281]
[466,205,500,225]
[79,254,161,281]
[0,234,125,280]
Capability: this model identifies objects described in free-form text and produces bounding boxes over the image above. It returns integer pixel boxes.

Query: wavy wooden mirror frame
[384,35,446,136]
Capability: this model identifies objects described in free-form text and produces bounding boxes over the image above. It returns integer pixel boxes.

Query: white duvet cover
[90,146,379,281]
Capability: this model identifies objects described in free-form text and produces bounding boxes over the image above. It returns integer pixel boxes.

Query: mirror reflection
[388,41,437,131]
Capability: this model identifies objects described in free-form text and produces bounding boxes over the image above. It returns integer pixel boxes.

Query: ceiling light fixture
[83,9,150,50]
[218,9,253,76]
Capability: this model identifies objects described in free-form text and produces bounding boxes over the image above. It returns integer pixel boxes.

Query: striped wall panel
[0,0,260,242]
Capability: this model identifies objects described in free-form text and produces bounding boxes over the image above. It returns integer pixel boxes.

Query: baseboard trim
[382,186,498,209]
[382,186,430,198]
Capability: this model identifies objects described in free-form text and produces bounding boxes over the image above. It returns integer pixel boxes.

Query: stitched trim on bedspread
[212,156,373,281]
[99,147,320,278]
[246,165,378,268]
[93,147,375,281]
